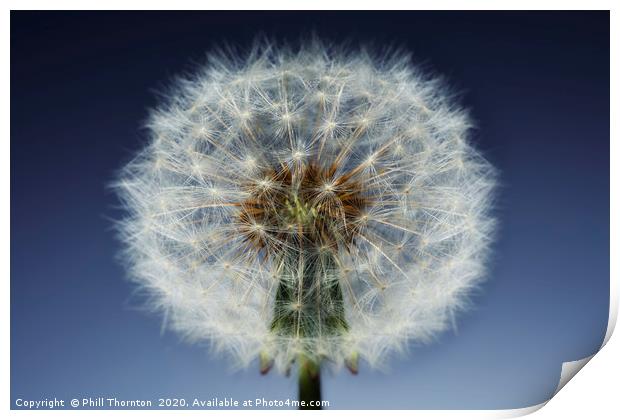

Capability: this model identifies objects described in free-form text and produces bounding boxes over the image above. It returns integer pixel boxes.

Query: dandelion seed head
[114,39,496,373]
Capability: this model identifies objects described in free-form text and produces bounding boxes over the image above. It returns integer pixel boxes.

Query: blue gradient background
[11,11,609,409]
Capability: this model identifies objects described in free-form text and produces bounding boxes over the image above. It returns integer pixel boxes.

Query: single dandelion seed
[113,38,496,409]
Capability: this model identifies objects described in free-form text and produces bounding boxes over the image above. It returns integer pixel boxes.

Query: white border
[4,2,616,419]
[1,0,617,11]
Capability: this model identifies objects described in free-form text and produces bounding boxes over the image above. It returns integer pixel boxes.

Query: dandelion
[114,39,496,408]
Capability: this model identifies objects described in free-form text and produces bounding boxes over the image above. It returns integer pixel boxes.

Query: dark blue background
[11,11,609,409]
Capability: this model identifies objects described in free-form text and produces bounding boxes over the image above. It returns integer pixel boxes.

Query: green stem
[269,246,344,410]
[298,356,321,410]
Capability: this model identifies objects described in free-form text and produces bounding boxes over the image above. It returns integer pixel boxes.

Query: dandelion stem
[269,247,344,410]
[298,355,321,410]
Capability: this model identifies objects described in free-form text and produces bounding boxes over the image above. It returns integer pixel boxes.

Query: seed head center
[237,162,369,255]
[285,194,317,226]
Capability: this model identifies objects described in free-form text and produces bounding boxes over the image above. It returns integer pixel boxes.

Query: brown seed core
[237,162,369,257]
